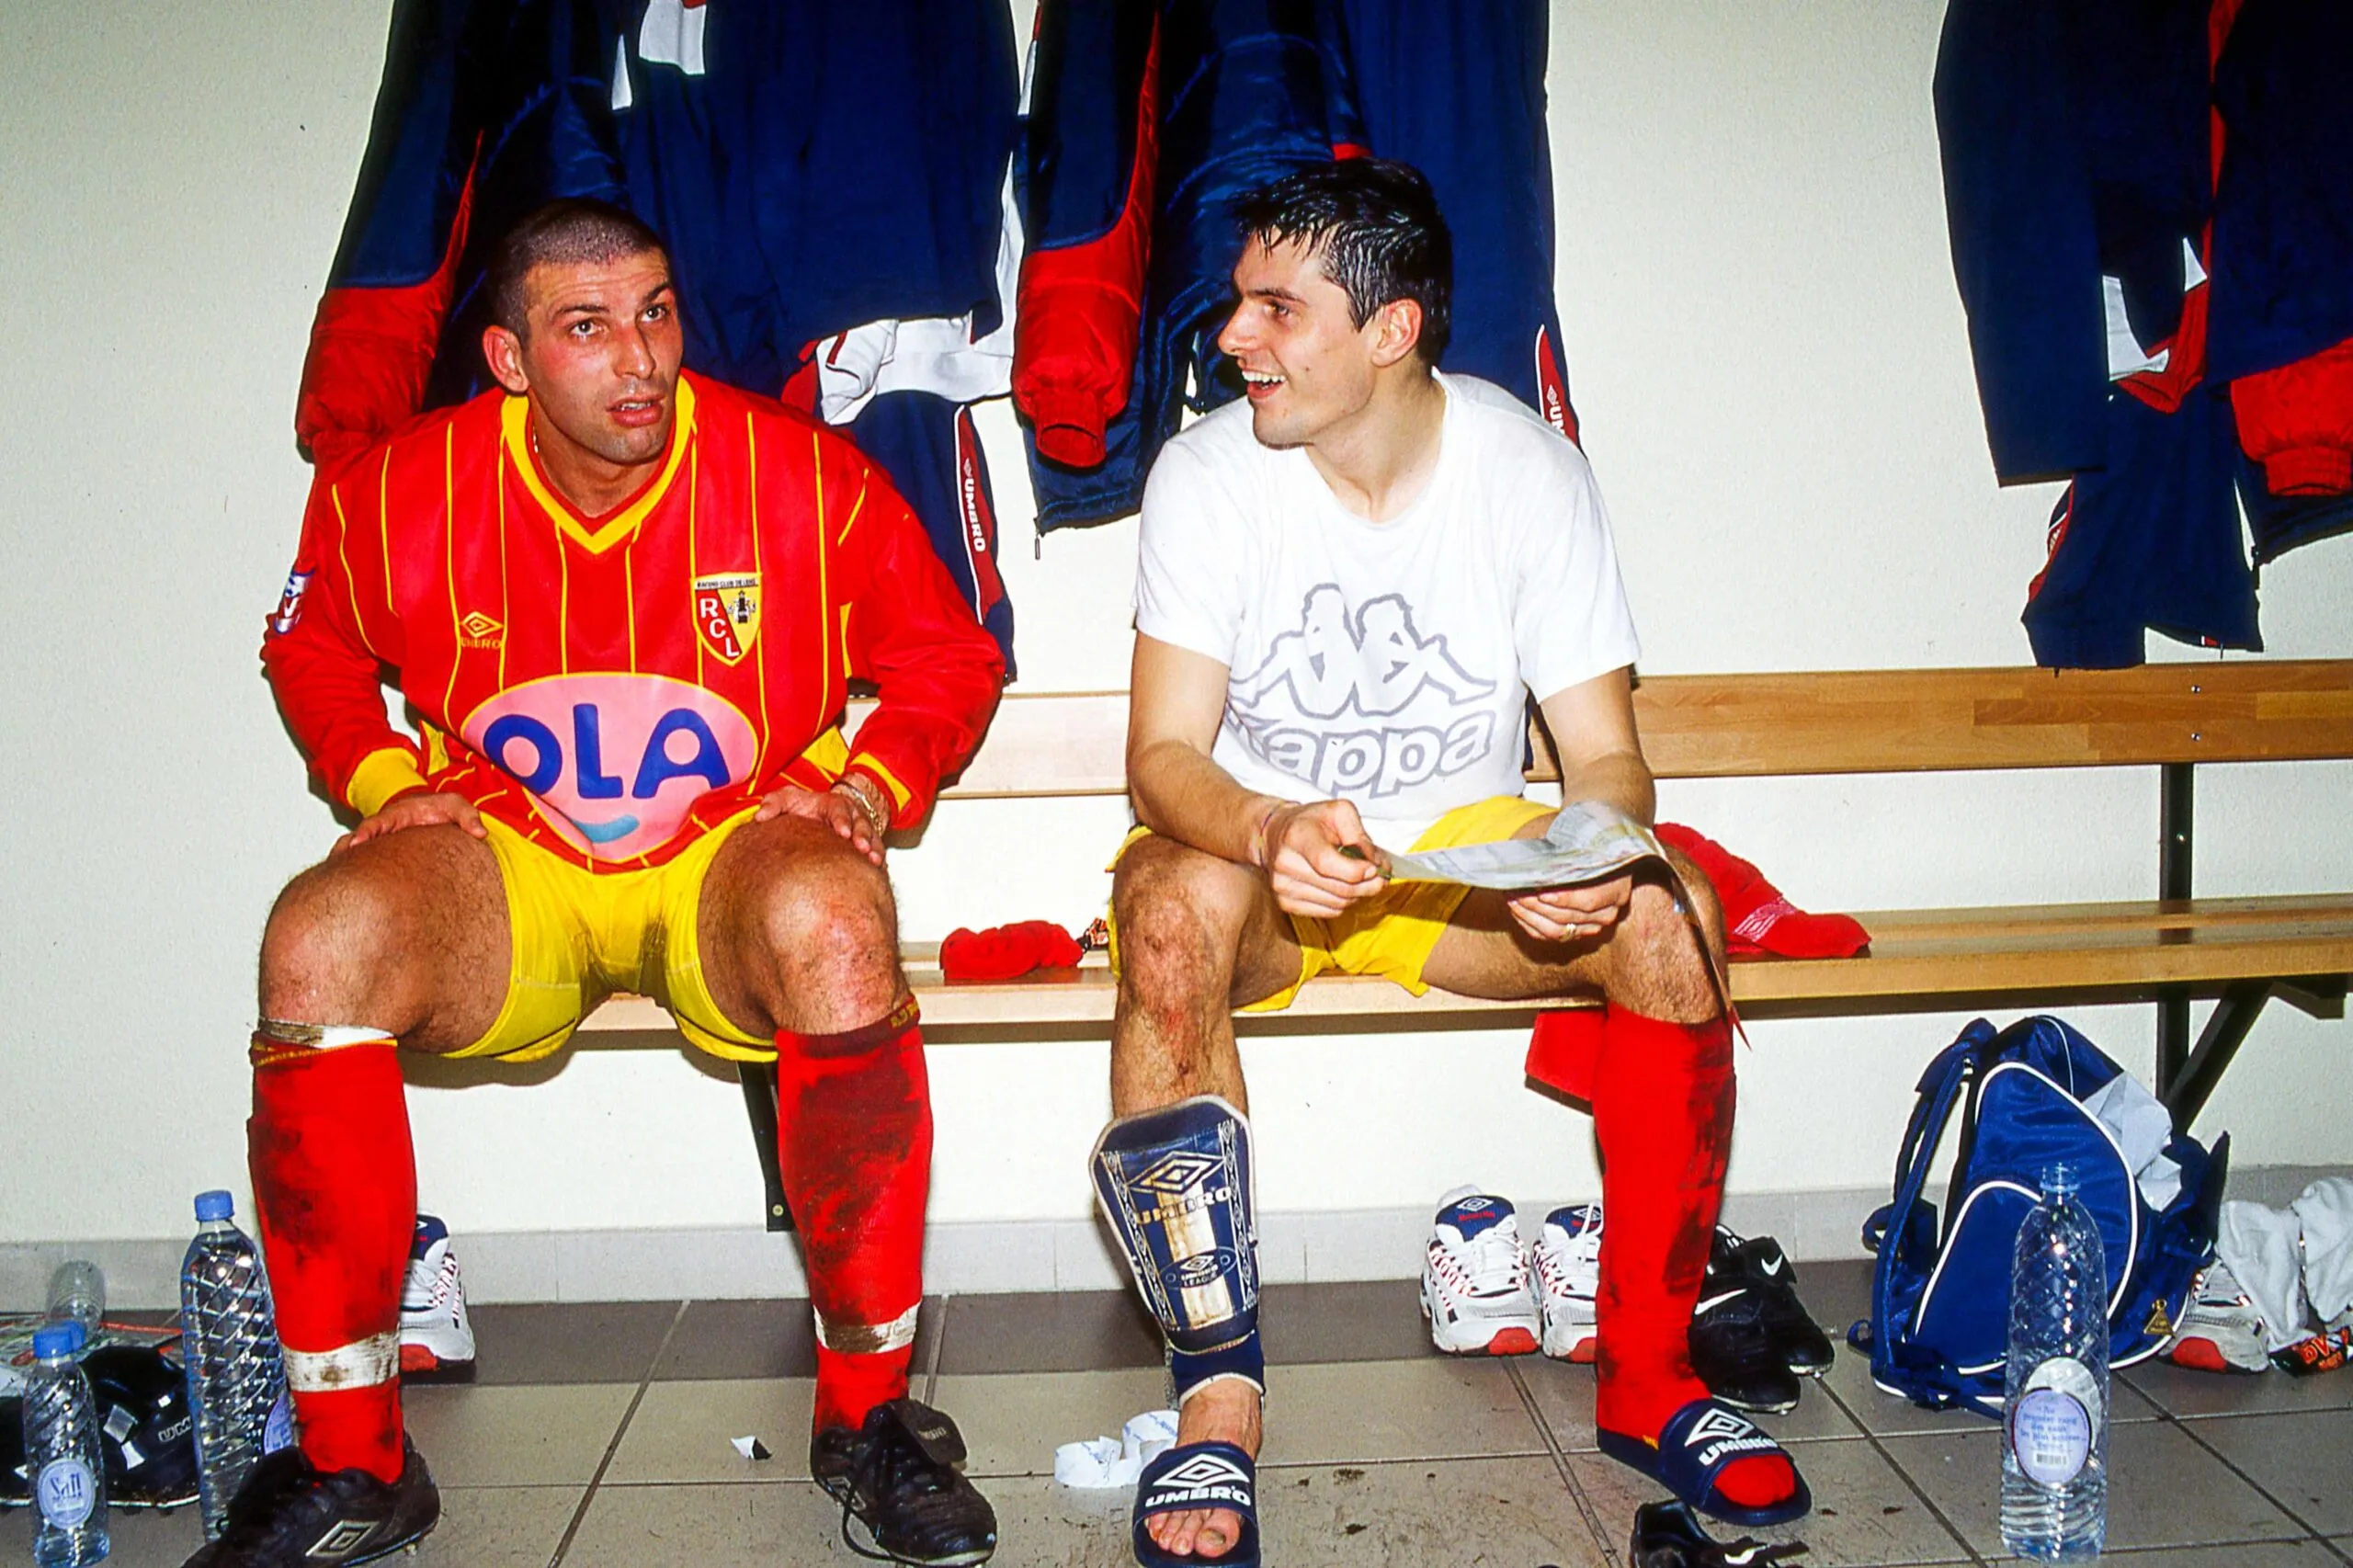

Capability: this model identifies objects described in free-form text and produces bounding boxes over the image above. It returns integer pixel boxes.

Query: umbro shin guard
[775,999,931,1433]
[248,1023,415,1483]
[1091,1096,1264,1400]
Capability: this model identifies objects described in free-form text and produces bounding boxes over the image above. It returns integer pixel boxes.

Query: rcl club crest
[692,572,761,664]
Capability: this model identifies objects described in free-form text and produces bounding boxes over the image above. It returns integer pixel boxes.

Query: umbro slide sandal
[1131,1441,1259,1567]
[1598,1397,1812,1528]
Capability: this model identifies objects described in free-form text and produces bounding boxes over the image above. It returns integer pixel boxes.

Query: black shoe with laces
[177,1437,438,1567]
[1688,1275,1805,1415]
[810,1398,997,1567]
[1733,1233,1836,1377]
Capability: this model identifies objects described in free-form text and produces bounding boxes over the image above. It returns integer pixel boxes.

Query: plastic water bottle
[45,1262,107,1342]
[180,1190,288,1540]
[2000,1164,2109,1561]
[22,1322,110,1566]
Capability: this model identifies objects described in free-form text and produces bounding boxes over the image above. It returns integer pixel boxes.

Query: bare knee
[746,850,903,1020]
[258,858,411,1024]
[1111,839,1253,1001]
[1603,872,1719,1022]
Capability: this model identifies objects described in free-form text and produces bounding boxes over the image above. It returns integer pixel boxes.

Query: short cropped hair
[1233,158,1452,364]
[487,199,668,336]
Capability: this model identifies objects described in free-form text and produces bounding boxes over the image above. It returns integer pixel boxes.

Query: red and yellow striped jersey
[263,371,1005,871]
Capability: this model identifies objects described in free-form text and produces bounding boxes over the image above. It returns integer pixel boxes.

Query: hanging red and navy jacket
[1013,0,1576,531]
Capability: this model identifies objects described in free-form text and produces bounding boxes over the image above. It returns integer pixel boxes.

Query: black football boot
[1729,1231,1837,1377]
[811,1397,997,1566]
[1689,1230,1804,1414]
[177,1437,438,1567]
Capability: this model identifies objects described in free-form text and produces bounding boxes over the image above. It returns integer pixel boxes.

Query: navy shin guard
[1090,1096,1264,1397]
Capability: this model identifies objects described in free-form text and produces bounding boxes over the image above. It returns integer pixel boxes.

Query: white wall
[4,3,2348,1263]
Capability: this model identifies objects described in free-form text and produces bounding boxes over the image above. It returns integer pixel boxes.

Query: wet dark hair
[1233,158,1451,364]
[488,199,668,336]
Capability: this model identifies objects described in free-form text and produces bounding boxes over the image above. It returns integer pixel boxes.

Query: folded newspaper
[1376,800,1735,1021]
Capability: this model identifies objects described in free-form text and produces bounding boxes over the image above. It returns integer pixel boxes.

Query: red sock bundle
[1592,1008,1793,1512]
[938,920,1084,982]
[1654,823,1868,960]
[248,1034,415,1483]
[775,1002,933,1433]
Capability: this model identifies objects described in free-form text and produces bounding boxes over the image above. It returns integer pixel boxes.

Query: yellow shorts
[455,807,771,1063]
[1109,794,1555,1013]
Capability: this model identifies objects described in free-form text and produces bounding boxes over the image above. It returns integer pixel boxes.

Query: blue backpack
[1851,1016,2228,1415]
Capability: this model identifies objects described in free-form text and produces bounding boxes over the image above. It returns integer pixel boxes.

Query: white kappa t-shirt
[1133,371,1642,847]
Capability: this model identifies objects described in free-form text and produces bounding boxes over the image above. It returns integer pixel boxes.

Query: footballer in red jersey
[208,202,1002,1568]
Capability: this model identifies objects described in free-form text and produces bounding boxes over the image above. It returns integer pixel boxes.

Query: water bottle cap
[195,1189,236,1221]
[2040,1163,2078,1199]
[32,1323,80,1359]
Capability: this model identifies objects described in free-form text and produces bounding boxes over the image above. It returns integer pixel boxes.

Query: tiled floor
[10,1261,2353,1566]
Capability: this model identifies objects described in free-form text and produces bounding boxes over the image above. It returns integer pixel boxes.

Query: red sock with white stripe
[775,1001,931,1433]
[1591,1007,1793,1511]
[247,1026,415,1483]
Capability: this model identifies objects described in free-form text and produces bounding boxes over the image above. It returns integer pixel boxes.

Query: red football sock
[1592,1007,1793,1511]
[776,1000,931,1434]
[247,1028,415,1483]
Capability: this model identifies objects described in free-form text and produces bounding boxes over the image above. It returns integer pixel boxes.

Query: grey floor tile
[403,1381,637,1487]
[2023,1543,2347,1566]
[468,1299,680,1385]
[1256,1456,1608,1566]
[937,1290,1161,1375]
[930,1368,1174,1479]
[602,1377,817,1483]
[1816,1344,2007,1437]
[0,1500,204,1567]
[2127,1356,2353,1418]
[2185,1408,2353,1535]
[1258,1358,1548,1466]
[557,1480,855,1568]
[1569,1437,1972,1567]
[647,1296,937,1382]
[1518,1353,1862,1451]
[412,1483,585,1567]
[1881,1417,2303,1556]
[1260,1278,1435,1365]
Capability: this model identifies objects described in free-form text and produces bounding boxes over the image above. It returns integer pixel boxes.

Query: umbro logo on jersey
[458,610,504,649]
[306,1520,379,1559]
[1132,1151,1223,1197]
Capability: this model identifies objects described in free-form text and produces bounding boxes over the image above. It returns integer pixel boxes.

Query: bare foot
[1146,1377,1262,1560]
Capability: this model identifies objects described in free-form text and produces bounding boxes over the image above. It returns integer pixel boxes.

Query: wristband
[1247,802,1287,869]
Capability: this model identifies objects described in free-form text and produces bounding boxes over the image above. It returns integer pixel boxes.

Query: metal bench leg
[738,1059,796,1232]
[2161,981,2272,1131]
[2155,762,2195,1094]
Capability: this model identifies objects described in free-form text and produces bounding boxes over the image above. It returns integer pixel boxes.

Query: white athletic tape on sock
[813,1301,920,1356]
[284,1333,400,1392]
[256,1020,397,1051]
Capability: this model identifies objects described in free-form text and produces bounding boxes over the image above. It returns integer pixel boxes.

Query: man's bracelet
[834,775,890,837]
[1247,802,1288,869]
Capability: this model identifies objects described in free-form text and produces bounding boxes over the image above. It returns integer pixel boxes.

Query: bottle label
[264,1385,298,1454]
[2008,1357,2097,1487]
[36,1456,97,1528]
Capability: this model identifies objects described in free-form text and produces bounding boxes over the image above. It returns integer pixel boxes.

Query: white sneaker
[399,1214,477,1381]
[1533,1203,1603,1363]
[1420,1187,1541,1356]
[2165,1260,2271,1373]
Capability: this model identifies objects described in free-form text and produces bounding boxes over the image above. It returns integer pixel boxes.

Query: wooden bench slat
[573,894,2353,1035]
[875,662,2353,803]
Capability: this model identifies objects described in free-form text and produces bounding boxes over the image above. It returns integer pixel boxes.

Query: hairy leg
[697,813,907,1036]
[250,824,511,1481]
[1107,837,1298,1559]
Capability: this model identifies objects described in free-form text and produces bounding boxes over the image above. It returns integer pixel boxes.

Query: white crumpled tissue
[1054,1409,1178,1488]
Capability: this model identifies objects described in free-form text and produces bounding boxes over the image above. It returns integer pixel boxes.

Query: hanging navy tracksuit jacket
[1013,0,1575,531]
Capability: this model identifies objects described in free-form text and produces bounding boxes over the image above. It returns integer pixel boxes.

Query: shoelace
[835,1425,962,1565]
[1450,1224,1529,1293]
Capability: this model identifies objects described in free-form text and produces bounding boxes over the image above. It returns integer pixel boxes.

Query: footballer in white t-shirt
[1091,160,1806,1564]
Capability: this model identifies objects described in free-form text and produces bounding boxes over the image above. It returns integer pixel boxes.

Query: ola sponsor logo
[462,674,756,860]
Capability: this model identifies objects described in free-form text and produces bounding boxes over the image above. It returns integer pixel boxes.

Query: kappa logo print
[1132,1151,1223,1197]
[1232,585,1499,800]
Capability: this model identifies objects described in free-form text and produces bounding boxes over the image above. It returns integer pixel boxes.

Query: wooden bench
[583,660,2353,1218]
